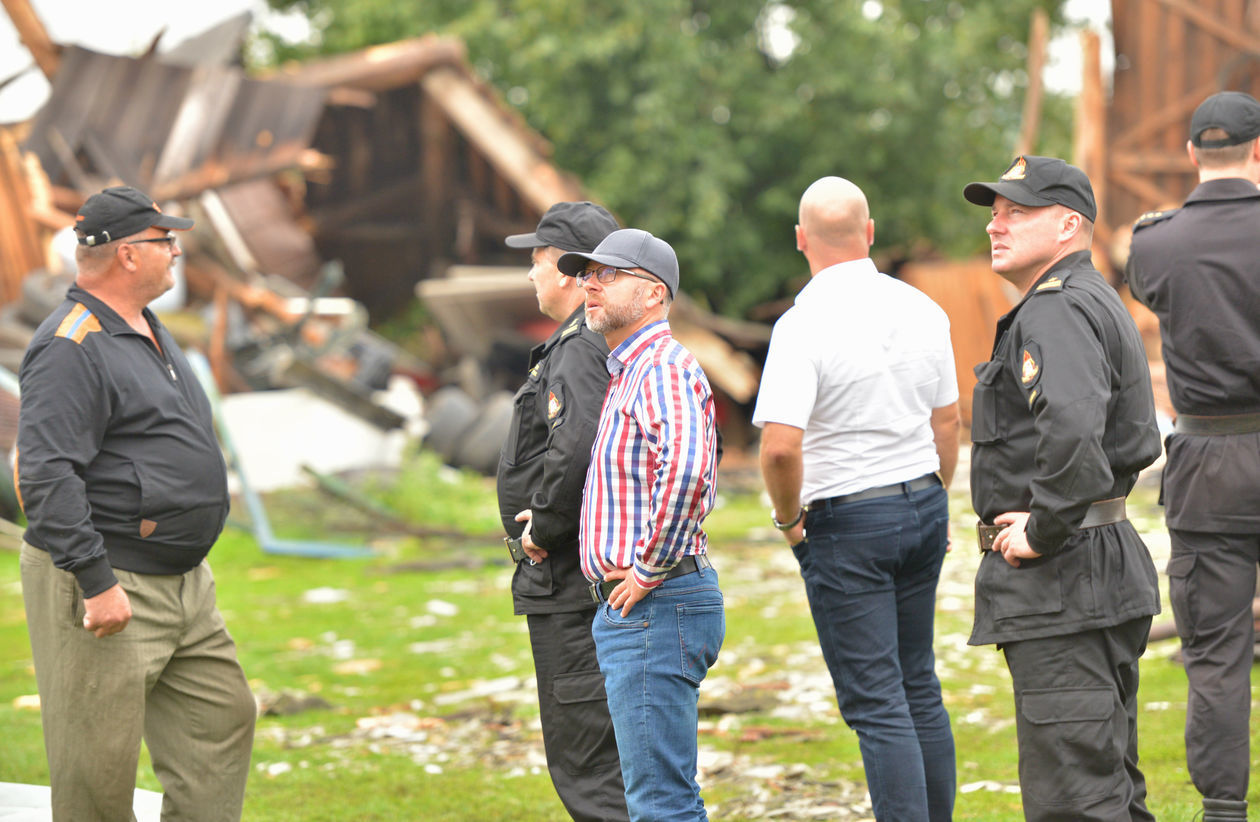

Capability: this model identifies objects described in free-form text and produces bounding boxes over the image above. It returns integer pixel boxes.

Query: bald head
[796,177,874,272]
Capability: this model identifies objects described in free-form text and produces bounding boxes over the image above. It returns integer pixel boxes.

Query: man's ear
[795,224,806,253]
[116,243,140,272]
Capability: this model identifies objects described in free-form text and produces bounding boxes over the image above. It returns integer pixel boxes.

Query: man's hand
[781,519,804,547]
[84,584,131,638]
[992,511,1041,568]
[603,567,651,617]
[513,510,548,563]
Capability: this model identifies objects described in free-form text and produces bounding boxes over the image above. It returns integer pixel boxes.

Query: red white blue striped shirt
[580,320,718,587]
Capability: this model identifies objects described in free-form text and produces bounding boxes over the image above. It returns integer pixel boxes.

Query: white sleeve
[932,309,959,407]
[752,311,818,429]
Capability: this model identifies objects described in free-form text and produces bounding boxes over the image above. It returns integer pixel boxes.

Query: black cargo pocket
[971,360,1006,444]
[551,670,618,775]
[977,553,1063,620]
[513,558,554,597]
[1165,553,1197,643]
[503,380,545,467]
[1018,687,1121,803]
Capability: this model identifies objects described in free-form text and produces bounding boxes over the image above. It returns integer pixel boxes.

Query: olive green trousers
[20,543,255,822]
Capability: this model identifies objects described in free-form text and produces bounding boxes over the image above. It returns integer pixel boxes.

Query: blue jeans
[592,565,724,822]
[795,480,955,821]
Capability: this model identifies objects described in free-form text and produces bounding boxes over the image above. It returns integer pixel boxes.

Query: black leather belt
[588,554,712,604]
[1174,412,1260,436]
[806,473,941,512]
[977,497,1127,553]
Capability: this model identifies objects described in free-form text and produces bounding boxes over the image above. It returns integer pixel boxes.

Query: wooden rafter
[1151,0,1260,58]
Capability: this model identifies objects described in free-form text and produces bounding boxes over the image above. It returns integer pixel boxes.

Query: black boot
[1202,798,1248,821]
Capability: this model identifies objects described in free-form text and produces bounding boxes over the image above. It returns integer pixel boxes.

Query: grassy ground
[0,449,1255,820]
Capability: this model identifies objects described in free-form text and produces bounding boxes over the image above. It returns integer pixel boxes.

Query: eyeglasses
[127,234,177,250]
[577,265,659,286]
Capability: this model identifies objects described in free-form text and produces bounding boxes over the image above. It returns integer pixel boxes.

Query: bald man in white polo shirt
[755,176,960,821]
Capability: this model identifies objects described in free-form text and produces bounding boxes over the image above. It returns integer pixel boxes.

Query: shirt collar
[1186,176,1260,205]
[67,284,161,337]
[797,257,880,303]
[607,319,671,375]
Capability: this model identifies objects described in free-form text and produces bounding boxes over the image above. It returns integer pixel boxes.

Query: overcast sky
[1,0,1112,123]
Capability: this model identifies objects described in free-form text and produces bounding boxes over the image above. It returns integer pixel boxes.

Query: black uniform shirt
[969,252,1161,645]
[1127,177,1260,532]
[1128,178,1260,415]
[17,286,230,598]
[496,306,610,614]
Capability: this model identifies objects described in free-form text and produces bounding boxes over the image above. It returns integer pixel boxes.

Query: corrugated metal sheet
[24,46,327,201]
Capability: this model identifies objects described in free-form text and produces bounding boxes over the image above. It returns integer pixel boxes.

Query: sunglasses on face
[577,265,659,286]
[127,234,177,250]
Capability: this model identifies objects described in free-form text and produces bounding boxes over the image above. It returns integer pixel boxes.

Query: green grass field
[0,449,1255,820]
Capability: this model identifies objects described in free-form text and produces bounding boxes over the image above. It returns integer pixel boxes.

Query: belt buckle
[588,581,602,604]
[977,522,1004,554]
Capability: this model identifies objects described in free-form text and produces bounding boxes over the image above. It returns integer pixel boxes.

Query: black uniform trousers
[527,607,629,822]
[1001,617,1154,822]
[1168,528,1260,802]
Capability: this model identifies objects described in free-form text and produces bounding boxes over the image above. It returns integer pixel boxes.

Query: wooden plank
[1015,8,1049,156]
[1110,167,1182,209]
[1110,151,1196,174]
[0,0,59,79]
[420,65,582,214]
[1154,0,1260,56]
[1112,81,1218,149]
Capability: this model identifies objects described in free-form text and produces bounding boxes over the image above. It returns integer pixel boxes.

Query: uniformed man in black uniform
[1126,91,1260,822]
[495,201,628,822]
[963,156,1162,822]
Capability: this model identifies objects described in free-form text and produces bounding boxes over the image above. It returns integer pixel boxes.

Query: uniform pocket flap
[1021,686,1113,725]
[1165,552,1196,579]
[552,670,608,705]
[974,360,1004,383]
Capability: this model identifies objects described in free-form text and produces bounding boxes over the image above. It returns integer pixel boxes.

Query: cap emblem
[1001,157,1028,181]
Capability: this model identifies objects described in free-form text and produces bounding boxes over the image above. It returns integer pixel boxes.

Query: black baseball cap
[504,201,619,253]
[557,228,680,298]
[75,186,194,247]
[963,155,1097,223]
[1190,91,1260,148]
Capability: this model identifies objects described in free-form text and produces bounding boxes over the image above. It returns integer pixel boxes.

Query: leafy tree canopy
[260,0,1073,316]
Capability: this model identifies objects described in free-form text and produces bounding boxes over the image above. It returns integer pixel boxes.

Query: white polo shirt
[753,258,958,504]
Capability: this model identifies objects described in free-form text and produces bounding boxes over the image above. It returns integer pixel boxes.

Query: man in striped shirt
[557,228,724,822]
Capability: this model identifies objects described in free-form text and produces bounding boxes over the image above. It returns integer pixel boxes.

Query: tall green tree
[261,0,1073,315]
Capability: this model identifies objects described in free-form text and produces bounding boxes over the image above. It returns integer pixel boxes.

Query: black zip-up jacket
[496,306,610,614]
[17,285,230,598]
[968,252,1161,645]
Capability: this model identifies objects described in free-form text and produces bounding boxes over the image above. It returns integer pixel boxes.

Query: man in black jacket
[1127,91,1260,822]
[18,186,255,821]
[963,157,1162,821]
[495,201,628,821]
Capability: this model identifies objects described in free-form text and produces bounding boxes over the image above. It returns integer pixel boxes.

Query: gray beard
[586,285,646,335]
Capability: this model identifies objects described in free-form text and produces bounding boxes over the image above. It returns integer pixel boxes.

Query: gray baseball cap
[557,228,679,298]
[504,201,618,253]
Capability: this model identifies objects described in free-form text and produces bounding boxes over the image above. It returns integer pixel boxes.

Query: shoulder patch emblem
[547,390,562,420]
[1020,342,1042,387]
[1001,156,1028,181]
[54,303,101,344]
[1035,276,1063,292]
